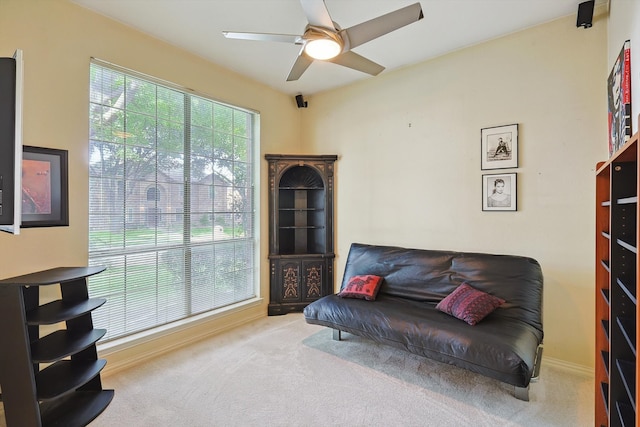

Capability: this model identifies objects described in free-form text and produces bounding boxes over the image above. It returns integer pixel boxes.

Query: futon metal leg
[531,344,543,382]
[332,329,342,341]
[514,344,542,401]
[514,385,530,401]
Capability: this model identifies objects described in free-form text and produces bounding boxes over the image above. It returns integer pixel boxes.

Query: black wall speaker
[295,94,308,108]
[576,0,595,29]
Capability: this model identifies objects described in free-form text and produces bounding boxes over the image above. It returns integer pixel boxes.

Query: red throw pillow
[436,283,505,325]
[338,275,384,301]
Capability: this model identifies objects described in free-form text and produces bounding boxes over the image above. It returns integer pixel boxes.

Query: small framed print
[21,146,69,227]
[481,124,518,170]
[483,173,516,211]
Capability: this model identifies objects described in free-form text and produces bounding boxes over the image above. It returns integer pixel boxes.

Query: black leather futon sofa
[303,243,544,400]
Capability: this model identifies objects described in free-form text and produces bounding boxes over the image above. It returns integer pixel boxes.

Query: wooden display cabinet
[266,154,337,315]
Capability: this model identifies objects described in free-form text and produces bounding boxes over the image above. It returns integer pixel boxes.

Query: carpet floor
[1,313,593,426]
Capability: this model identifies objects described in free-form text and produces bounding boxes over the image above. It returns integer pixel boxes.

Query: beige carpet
[1,313,593,426]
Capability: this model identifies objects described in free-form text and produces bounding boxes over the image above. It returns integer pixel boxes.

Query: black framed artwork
[21,146,69,227]
[482,172,517,211]
[481,124,518,170]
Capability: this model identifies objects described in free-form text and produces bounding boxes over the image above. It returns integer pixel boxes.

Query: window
[146,186,159,201]
[88,60,258,341]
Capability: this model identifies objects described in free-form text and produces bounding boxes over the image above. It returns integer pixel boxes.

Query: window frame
[87,58,260,342]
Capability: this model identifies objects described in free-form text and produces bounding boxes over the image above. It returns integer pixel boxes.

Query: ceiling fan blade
[329,51,385,76]
[342,2,424,49]
[223,31,303,44]
[300,0,335,30]
[287,49,314,81]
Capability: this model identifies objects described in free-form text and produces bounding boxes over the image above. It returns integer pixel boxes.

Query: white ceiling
[70,0,605,96]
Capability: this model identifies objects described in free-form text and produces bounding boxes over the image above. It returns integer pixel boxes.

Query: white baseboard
[97,305,596,383]
[542,356,594,378]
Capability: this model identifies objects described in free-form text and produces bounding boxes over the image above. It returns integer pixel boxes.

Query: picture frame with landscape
[21,146,69,227]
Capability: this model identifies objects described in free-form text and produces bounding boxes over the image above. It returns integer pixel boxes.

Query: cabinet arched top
[279,165,324,189]
[265,154,337,191]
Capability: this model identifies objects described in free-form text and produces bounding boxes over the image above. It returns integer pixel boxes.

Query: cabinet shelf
[269,253,335,260]
[39,390,114,427]
[279,226,325,230]
[278,186,324,190]
[617,401,635,427]
[617,278,637,304]
[601,259,611,272]
[27,298,106,325]
[602,288,610,305]
[603,320,610,340]
[618,196,638,204]
[36,359,107,401]
[602,382,610,415]
[31,329,106,363]
[616,359,636,410]
[0,266,106,287]
[617,316,636,356]
[616,238,637,254]
[601,351,610,375]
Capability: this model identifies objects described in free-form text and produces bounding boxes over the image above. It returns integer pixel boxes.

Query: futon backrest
[340,243,543,332]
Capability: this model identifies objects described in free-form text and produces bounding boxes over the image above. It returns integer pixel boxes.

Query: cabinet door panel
[302,259,325,301]
[277,260,301,302]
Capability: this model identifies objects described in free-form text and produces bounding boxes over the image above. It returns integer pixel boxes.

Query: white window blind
[88,60,257,341]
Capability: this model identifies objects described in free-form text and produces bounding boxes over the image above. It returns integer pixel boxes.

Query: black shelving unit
[266,154,337,315]
[596,128,640,426]
[0,267,113,426]
[610,161,637,427]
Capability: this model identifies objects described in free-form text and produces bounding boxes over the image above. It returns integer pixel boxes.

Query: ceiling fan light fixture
[305,38,342,60]
[302,25,344,60]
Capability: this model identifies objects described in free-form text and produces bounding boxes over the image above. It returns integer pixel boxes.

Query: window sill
[97,297,264,375]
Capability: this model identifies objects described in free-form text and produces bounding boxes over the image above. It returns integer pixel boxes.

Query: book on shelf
[608,40,632,156]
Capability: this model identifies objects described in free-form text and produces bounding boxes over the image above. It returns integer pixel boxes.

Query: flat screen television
[0,49,23,234]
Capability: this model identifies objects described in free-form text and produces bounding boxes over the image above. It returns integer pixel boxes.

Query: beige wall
[301,15,608,369]
[0,0,301,342]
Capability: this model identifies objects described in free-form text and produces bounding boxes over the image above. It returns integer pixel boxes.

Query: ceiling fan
[223,0,424,81]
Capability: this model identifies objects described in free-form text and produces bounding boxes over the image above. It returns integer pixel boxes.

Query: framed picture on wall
[481,124,518,170]
[21,146,69,227]
[482,173,517,211]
